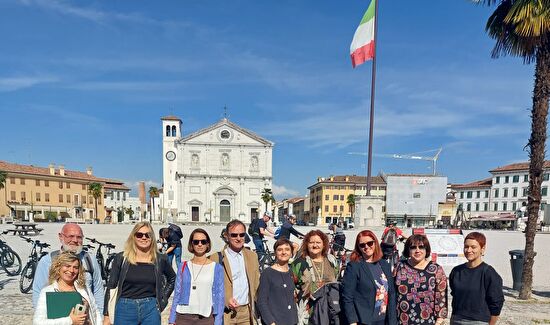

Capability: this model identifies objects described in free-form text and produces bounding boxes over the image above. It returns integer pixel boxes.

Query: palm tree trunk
[519,47,550,300]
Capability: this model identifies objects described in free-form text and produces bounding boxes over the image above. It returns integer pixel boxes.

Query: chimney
[345,176,349,182]
[86,167,93,176]
[49,163,55,175]
[139,181,146,204]
[59,165,65,176]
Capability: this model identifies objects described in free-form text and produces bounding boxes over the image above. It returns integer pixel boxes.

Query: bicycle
[19,235,50,293]
[381,237,405,272]
[327,232,352,279]
[85,237,116,281]
[0,231,22,276]
[258,239,276,271]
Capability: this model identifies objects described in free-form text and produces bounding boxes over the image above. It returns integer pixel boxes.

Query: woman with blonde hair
[34,251,103,325]
[103,221,176,325]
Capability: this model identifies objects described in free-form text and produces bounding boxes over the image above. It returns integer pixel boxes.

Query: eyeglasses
[410,245,426,250]
[359,241,375,248]
[134,232,151,239]
[192,239,209,245]
[61,234,83,241]
[229,233,246,238]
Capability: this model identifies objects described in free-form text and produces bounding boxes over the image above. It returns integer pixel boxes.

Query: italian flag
[350,0,376,68]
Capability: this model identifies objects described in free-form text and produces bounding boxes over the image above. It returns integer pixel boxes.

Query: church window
[166,125,171,137]
[172,125,177,137]
[221,130,230,139]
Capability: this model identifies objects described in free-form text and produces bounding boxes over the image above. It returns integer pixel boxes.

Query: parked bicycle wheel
[1,247,22,276]
[259,252,275,271]
[104,254,116,280]
[19,261,36,293]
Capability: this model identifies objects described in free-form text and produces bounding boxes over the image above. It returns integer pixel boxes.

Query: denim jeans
[168,246,182,270]
[115,297,160,325]
[253,238,265,258]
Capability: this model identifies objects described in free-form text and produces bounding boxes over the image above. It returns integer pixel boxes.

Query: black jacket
[310,281,342,325]
[341,259,397,325]
[103,252,176,315]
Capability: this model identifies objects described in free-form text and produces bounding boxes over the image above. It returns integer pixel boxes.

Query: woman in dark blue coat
[341,229,397,325]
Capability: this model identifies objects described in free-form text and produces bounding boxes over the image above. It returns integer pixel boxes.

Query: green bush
[45,211,58,222]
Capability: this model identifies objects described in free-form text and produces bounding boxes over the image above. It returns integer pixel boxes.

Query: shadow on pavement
[0,278,15,290]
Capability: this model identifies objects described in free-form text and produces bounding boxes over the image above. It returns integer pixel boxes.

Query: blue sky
[0,0,537,199]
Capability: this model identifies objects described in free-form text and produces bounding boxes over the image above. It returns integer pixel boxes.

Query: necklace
[311,259,325,287]
[190,260,206,290]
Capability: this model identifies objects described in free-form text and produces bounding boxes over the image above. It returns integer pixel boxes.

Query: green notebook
[46,291,83,319]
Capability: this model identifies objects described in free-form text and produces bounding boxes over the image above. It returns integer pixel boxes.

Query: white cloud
[0,76,58,92]
[272,184,299,199]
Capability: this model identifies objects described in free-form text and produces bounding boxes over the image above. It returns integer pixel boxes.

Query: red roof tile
[489,161,550,173]
[451,177,492,189]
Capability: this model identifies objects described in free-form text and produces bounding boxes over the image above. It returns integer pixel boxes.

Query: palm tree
[347,194,356,221]
[88,182,103,223]
[125,207,135,220]
[475,0,550,299]
[261,188,273,212]
[148,186,159,199]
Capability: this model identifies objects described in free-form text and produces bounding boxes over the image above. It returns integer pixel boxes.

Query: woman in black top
[257,238,298,325]
[103,221,176,325]
[449,232,504,325]
[341,229,397,325]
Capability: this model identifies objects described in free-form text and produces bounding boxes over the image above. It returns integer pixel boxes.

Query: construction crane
[348,148,443,175]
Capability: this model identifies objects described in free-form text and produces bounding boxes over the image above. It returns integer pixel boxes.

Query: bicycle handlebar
[20,235,50,248]
[86,237,115,249]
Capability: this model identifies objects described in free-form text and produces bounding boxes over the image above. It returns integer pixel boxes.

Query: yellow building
[0,161,125,223]
[308,175,386,225]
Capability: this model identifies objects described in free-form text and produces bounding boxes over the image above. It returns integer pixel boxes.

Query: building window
[413,193,421,198]
[513,175,520,183]
[83,196,87,204]
[10,178,15,184]
[340,195,344,200]
[505,176,509,183]
[324,205,329,212]
[494,189,499,198]
[523,188,528,196]
[45,193,50,202]
[524,175,529,182]
[166,125,171,136]
[123,192,126,201]
[66,195,71,203]
[544,174,550,181]
[10,191,15,201]
[512,202,517,211]
[67,183,70,189]
[475,203,480,211]
[467,191,472,199]
[45,180,49,187]
[513,188,518,197]
[36,193,41,202]
[543,187,548,196]
[476,191,481,198]
[117,192,121,201]
[59,194,63,203]
[21,192,26,202]
[36,179,40,186]
[503,202,507,211]
[494,202,498,211]
[325,195,329,201]
[541,203,547,211]
[466,203,471,211]
[460,192,464,199]
[495,176,500,184]
[59,182,63,189]
[340,205,344,212]
[82,184,86,190]
[20,178,25,185]
[74,195,79,205]
[503,189,508,198]
[485,190,489,198]
[332,205,337,213]
[484,203,488,211]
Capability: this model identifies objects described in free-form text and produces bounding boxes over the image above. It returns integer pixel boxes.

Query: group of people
[31,219,505,325]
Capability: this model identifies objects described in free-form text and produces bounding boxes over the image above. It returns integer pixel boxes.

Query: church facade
[161,116,274,223]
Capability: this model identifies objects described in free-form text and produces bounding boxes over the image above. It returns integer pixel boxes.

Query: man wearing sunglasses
[210,219,260,324]
[32,223,104,313]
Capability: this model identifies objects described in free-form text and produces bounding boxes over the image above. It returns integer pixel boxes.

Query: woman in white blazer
[34,251,102,325]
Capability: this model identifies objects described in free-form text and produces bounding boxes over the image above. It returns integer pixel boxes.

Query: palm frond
[505,0,550,37]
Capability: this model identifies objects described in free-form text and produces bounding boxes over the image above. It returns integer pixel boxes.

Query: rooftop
[451,177,493,189]
[490,161,550,173]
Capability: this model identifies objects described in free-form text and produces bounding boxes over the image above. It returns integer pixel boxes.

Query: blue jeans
[115,297,160,325]
[253,238,265,258]
[168,246,182,270]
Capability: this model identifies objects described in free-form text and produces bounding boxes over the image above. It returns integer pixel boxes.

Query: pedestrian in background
[210,219,260,324]
[395,234,447,325]
[290,229,339,324]
[169,228,224,325]
[166,225,183,270]
[103,221,175,325]
[257,238,298,325]
[341,229,397,325]
[449,232,504,325]
[34,251,103,325]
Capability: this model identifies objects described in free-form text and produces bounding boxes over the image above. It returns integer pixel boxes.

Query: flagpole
[366,0,378,196]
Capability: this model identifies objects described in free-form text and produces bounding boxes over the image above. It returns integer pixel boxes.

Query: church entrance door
[250,208,258,222]
[220,200,231,222]
[192,207,199,221]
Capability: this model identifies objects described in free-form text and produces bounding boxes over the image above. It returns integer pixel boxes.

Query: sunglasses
[134,232,151,239]
[359,241,375,248]
[410,245,426,250]
[229,233,246,238]
[192,239,209,245]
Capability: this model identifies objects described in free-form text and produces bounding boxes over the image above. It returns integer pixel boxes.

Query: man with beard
[32,223,104,313]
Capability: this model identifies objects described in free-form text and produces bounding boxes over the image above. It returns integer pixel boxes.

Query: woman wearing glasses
[395,234,447,325]
[103,221,176,325]
[169,228,225,325]
[341,229,397,325]
[290,229,339,325]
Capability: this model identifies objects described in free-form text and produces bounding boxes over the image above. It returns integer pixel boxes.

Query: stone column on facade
[239,177,245,221]
[178,174,185,222]
[205,177,211,222]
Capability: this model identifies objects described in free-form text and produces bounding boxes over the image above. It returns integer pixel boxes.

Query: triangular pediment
[187,199,203,206]
[178,118,273,146]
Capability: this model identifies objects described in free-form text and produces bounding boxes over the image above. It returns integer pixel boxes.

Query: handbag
[108,286,118,323]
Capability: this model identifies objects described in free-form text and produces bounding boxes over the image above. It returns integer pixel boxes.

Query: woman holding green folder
[33,251,103,325]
